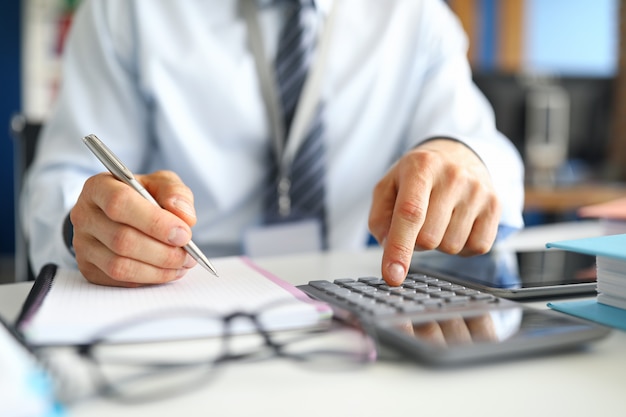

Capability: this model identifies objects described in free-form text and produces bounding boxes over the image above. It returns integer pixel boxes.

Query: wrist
[417,136,484,165]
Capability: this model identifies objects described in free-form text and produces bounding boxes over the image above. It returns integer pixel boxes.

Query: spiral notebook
[16,257,331,346]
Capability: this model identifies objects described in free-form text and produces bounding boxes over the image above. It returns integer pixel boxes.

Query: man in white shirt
[22,0,524,287]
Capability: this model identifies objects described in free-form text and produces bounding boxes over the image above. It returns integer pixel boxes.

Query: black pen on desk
[82,133,219,277]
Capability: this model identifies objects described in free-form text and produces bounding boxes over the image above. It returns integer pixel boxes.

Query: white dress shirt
[22,0,525,273]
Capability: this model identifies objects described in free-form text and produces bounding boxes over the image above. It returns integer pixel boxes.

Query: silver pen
[82,134,219,277]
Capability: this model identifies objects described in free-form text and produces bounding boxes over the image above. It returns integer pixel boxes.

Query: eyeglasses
[39,300,376,404]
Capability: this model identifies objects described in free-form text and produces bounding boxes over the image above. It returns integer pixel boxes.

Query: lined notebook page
[21,257,330,345]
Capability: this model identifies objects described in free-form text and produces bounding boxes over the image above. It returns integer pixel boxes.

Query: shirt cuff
[62,212,76,257]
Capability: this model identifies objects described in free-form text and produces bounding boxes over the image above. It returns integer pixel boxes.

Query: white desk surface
[1,247,625,417]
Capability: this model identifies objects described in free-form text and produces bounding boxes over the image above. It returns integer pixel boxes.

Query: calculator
[297,273,610,366]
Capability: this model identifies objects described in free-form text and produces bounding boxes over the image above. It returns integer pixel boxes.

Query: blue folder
[546,234,626,331]
[546,233,626,260]
[547,300,626,332]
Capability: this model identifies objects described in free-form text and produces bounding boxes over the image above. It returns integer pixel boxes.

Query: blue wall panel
[0,3,20,254]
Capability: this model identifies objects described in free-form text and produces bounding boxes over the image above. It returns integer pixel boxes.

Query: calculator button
[344,292,363,300]
[352,285,378,294]
[309,280,341,291]
[430,291,456,299]
[411,277,439,285]
[403,292,431,302]
[406,273,430,282]
[377,284,394,291]
[326,287,352,297]
[456,288,479,296]
[357,277,385,285]
[449,284,466,291]
[445,295,471,304]
[402,282,428,290]
[390,288,416,296]
[472,293,497,302]
[371,292,392,301]
[341,282,369,290]
[417,287,442,294]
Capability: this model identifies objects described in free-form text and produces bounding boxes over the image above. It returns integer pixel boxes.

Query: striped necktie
[266,0,327,243]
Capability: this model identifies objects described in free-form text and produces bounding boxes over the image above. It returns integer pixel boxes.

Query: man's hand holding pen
[73,134,218,286]
[71,170,200,287]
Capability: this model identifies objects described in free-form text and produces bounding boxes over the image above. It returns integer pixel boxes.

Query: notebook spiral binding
[15,263,58,329]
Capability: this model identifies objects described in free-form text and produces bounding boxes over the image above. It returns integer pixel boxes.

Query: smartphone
[409,248,597,299]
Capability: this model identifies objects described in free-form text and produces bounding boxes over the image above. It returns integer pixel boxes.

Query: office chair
[9,113,41,282]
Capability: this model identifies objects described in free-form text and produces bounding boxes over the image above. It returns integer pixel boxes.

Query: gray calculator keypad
[307,273,497,317]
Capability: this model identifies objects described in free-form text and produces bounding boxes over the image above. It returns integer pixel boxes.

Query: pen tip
[203,261,219,277]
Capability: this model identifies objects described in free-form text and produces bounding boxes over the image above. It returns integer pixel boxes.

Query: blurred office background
[0,0,623,282]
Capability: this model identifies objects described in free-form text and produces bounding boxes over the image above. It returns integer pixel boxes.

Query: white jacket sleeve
[407,0,525,232]
[21,0,150,274]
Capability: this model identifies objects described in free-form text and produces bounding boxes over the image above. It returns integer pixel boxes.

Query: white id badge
[243,219,323,257]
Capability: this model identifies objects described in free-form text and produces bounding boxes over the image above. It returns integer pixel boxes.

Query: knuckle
[396,199,426,223]
[472,241,492,255]
[472,193,501,225]
[74,252,90,273]
[367,216,376,231]
[462,242,491,257]
[372,178,388,197]
[104,256,134,282]
[438,238,464,255]
[149,213,177,241]
[443,163,464,183]
[386,239,415,260]
[162,248,187,269]
[101,189,133,222]
[411,148,437,166]
[487,195,502,216]
[82,175,100,195]
[153,170,182,183]
[77,263,100,285]
[468,181,488,201]
[368,209,388,232]
[69,206,85,229]
[108,227,135,255]
[464,230,497,256]
[414,232,439,251]
[152,170,192,197]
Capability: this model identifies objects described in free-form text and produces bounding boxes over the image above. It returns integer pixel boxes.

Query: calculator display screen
[409,249,596,290]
